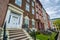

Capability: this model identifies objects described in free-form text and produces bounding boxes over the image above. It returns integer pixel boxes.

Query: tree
[53,19,60,30]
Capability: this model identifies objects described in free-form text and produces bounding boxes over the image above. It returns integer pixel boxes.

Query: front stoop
[22,29,33,40]
[0,28,3,40]
[6,28,33,40]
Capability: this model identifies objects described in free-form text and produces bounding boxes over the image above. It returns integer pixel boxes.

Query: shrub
[36,31,40,35]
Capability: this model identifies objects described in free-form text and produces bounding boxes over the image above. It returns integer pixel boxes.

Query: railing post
[3,22,8,40]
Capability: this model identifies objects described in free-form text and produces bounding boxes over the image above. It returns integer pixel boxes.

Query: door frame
[4,4,24,29]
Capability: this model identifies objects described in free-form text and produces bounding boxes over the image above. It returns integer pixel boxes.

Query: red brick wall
[0,0,9,27]
[48,21,50,28]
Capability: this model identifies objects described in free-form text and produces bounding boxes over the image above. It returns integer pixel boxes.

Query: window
[8,11,21,26]
[32,1,34,7]
[32,8,34,14]
[24,16,29,28]
[26,3,30,11]
[24,19,29,25]
[27,0,30,2]
[15,0,22,6]
[36,13,39,19]
[32,19,35,28]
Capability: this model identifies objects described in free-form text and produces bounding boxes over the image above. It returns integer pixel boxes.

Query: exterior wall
[48,18,51,29]
[8,0,36,28]
[0,0,50,31]
[42,8,49,30]
[35,0,44,30]
[0,0,36,28]
[0,0,9,27]
[22,0,36,28]
[50,20,55,29]
[46,13,51,29]
[48,21,50,28]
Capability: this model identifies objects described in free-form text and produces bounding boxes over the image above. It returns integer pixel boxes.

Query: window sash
[27,0,30,2]
[15,0,22,6]
[32,1,34,7]
[24,19,29,25]
[8,11,21,25]
[32,21,35,27]
[32,8,34,14]
[26,3,30,11]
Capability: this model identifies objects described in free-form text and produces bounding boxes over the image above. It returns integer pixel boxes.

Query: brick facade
[0,0,36,29]
[0,0,9,27]
[35,0,44,30]
[0,0,50,30]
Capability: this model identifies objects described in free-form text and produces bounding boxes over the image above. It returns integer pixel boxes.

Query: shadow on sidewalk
[55,32,59,40]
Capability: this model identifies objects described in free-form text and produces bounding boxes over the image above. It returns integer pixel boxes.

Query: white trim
[5,5,24,29]
[8,4,24,13]
[8,6,23,15]
[22,29,33,40]
[24,16,29,20]
[32,19,35,22]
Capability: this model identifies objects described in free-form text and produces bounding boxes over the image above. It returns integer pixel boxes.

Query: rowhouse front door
[5,6,23,29]
[8,13,20,28]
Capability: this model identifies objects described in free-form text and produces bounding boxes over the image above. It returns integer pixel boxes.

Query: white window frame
[5,5,24,29]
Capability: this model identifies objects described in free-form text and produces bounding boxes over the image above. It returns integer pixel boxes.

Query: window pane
[32,8,34,14]
[26,3,30,11]
[32,21,35,27]
[27,0,30,2]
[15,0,22,6]
[24,19,29,25]
[32,1,34,7]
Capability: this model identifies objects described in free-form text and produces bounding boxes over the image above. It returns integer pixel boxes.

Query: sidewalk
[57,31,60,40]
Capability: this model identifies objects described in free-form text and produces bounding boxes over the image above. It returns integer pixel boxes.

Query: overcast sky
[39,0,60,19]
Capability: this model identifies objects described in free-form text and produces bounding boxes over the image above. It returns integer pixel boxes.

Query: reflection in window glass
[26,3,30,11]
[15,0,22,6]
[32,20,35,28]
[32,1,34,7]
[32,8,34,14]
[24,19,29,25]
[27,0,30,2]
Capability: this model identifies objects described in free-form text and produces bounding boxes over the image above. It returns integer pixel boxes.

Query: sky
[39,0,60,19]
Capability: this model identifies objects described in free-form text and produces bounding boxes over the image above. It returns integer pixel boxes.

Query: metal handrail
[3,22,8,40]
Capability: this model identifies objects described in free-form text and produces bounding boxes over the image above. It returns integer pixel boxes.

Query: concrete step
[8,29,30,40]
[9,32,24,36]
[0,28,3,40]
[10,35,28,40]
[9,33,26,38]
